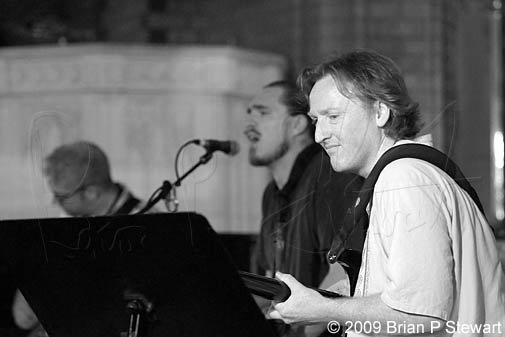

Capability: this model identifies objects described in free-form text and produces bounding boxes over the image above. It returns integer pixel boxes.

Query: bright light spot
[493,132,504,220]
[494,132,504,169]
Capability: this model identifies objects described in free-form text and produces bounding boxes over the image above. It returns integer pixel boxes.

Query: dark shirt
[253,143,363,287]
[109,183,141,215]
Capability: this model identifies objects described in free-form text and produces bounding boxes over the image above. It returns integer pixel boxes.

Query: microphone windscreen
[229,141,240,156]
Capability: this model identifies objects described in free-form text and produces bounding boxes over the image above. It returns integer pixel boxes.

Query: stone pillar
[454,1,495,226]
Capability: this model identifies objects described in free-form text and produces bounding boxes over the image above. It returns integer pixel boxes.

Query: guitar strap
[114,195,140,215]
[327,143,489,271]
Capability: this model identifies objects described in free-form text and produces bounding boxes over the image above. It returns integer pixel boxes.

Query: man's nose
[244,116,259,134]
[244,111,257,125]
[314,120,328,144]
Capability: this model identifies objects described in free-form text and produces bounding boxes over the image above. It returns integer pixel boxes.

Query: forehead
[309,76,346,108]
[48,175,79,192]
[309,76,368,117]
[47,178,72,195]
[249,86,285,108]
[46,164,85,191]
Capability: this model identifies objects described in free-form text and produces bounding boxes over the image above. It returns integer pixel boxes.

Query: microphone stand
[136,151,214,214]
[124,293,156,337]
[128,151,213,335]
[173,151,213,188]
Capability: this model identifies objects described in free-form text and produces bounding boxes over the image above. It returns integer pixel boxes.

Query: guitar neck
[239,271,343,302]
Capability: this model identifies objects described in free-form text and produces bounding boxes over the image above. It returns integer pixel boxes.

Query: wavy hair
[264,80,314,136]
[298,50,422,140]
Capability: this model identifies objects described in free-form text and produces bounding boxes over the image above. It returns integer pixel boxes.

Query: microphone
[193,139,240,156]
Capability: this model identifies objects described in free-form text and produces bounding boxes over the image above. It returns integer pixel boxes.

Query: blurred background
[0,0,504,335]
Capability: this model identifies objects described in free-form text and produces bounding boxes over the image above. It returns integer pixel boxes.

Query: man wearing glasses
[43,141,148,217]
[12,141,152,336]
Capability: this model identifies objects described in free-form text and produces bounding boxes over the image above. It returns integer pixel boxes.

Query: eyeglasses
[52,185,88,204]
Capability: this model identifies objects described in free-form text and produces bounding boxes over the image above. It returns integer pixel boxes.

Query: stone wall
[104,0,459,158]
[0,44,286,233]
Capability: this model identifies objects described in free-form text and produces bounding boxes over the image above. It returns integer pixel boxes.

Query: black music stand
[0,213,274,337]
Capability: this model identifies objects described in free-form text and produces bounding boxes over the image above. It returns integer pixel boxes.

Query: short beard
[248,140,289,166]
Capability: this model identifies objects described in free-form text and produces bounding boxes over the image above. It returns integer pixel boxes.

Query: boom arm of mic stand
[173,151,213,187]
[136,151,214,214]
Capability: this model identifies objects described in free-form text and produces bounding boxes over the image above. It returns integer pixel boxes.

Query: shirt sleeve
[374,159,454,320]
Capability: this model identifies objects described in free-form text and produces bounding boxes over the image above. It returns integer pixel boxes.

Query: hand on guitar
[239,269,348,335]
[304,279,350,337]
[267,272,332,326]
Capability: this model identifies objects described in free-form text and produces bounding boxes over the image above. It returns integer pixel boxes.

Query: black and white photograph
[0,1,503,336]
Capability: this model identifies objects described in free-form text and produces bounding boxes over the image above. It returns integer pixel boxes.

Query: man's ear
[375,101,391,128]
[289,114,310,137]
[83,185,100,200]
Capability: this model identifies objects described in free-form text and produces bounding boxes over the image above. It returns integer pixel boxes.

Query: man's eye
[328,114,340,122]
